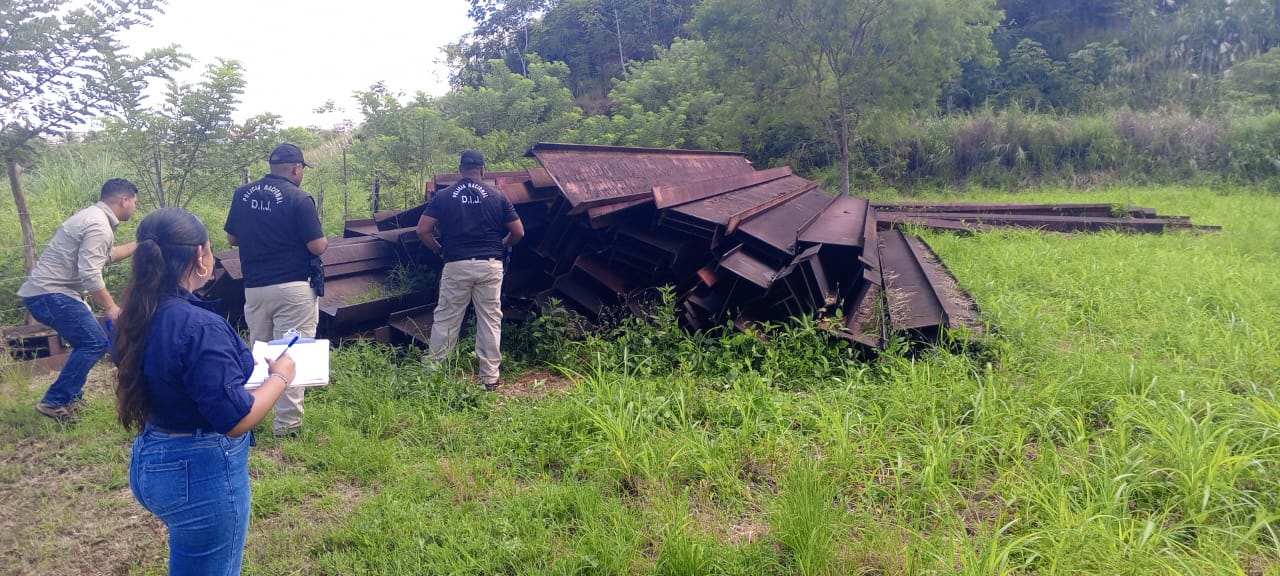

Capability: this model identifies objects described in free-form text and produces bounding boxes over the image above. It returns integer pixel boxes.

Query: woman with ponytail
[115,208,295,575]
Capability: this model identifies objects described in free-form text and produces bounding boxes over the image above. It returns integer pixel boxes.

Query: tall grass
[0,141,376,324]
[858,110,1280,190]
[3,144,1279,574]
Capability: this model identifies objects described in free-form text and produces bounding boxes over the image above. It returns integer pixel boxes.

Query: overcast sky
[120,0,474,129]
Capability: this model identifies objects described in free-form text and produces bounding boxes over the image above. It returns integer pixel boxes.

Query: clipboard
[246,339,331,388]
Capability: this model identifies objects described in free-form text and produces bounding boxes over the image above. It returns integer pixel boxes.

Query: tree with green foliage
[104,59,280,209]
[1121,0,1279,109]
[1,0,180,272]
[347,83,474,207]
[450,0,700,113]
[441,59,582,164]
[448,0,552,88]
[586,39,731,150]
[1002,39,1077,112]
[1221,48,1280,112]
[528,0,699,107]
[694,0,1001,195]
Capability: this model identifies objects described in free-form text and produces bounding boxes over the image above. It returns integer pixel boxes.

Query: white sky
[120,0,474,129]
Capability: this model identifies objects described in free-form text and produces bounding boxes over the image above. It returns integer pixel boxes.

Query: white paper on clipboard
[245,339,330,388]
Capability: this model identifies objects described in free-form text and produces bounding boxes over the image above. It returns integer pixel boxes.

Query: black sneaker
[483,380,499,392]
[36,402,78,424]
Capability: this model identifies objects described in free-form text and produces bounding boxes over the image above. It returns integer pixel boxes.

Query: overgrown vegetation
[4,1,1280,573]
[5,180,1277,573]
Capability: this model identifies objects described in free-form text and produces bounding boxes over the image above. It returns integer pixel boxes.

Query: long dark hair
[115,208,209,431]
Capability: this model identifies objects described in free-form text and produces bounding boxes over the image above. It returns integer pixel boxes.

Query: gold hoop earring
[196,264,211,278]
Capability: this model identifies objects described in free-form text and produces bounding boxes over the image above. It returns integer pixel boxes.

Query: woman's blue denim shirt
[141,289,255,434]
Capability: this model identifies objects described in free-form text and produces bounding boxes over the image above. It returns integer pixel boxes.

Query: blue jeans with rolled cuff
[23,293,107,407]
[129,425,252,576]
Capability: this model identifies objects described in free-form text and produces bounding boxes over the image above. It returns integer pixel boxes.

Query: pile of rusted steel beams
[185,143,1215,355]
[3,144,1221,373]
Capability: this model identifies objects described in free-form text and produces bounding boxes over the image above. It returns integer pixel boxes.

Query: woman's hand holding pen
[265,353,297,388]
[230,351,299,437]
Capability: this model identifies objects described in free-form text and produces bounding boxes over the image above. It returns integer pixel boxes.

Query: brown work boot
[36,402,78,424]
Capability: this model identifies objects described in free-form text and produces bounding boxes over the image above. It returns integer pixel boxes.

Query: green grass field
[3,156,1279,574]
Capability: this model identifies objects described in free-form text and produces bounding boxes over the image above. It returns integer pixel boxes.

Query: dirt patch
[686,492,769,546]
[1,365,368,575]
[1,366,168,575]
[495,369,574,399]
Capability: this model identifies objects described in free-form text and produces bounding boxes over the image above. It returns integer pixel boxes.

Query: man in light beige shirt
[19,178,139,423]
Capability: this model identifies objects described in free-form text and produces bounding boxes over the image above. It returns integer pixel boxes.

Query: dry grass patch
[1,366,167,576]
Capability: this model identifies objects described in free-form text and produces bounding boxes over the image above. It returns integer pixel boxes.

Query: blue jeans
[23,293,107,406]
[130,426,252,575]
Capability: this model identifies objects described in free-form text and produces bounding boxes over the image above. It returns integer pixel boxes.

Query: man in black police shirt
[417,150,524,390]
[224,143,327,436]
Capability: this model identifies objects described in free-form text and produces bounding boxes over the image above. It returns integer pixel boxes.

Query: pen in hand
[275,335,300,361]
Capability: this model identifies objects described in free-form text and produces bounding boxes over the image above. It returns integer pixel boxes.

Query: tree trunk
[838,106,851,197]
[615,9,625,74]
[7,158,37,274]
[152,143,166,207]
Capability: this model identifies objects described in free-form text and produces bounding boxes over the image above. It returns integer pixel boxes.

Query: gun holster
[309,256,325,297]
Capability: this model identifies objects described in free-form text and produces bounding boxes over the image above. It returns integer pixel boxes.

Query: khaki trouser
[244,281,317,434]
[428,259,504,384]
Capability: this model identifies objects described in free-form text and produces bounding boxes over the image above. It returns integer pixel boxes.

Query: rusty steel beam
[387,304,435,346]
[653,166,794,209]
[884,212,1169,233]
[799,195,869,248]
[433,170,532,192]
[834,279,884,349]
[670,174,815,230]
[726,181,820,235]
[530,142,754,215]
[734,186,831,256]
[718,245,777,290]
[2,352,70,376]
[552,273,613,318]
[587,197,652,229]
[902,235,981,335]
[344,218,378,237]
[876,213,1000,234]
[573,255,629,297]
[873,201,1119,218]
[879,228,949,333]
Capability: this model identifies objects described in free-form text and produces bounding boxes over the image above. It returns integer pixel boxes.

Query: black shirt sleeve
[294,194,324,243]
[501,193,519,223]
[224,204,238,236]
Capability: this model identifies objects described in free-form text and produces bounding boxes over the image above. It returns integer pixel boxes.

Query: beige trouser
[244,281,317,434]
[428,259,504,384]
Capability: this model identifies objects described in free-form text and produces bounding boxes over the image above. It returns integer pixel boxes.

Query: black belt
[454,256,501,262]
[148,424,201,437]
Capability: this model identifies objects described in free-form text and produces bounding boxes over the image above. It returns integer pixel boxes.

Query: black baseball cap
[269,143,311,167]
[460,149,485,167]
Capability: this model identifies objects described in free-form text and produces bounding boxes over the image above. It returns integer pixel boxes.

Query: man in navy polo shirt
[224,143,327,435]
[417,150,524,390]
